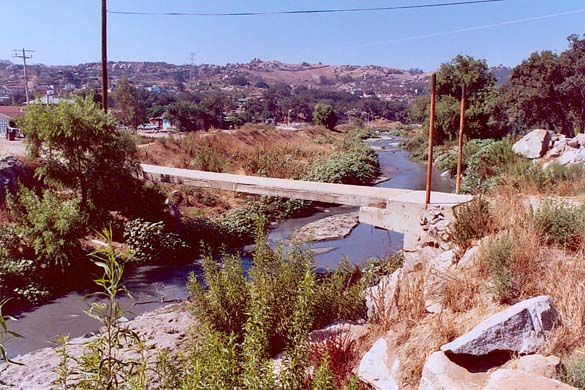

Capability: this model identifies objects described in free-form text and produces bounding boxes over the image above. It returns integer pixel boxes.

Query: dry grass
[139,126,335,178]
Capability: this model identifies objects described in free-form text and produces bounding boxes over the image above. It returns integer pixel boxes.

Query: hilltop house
[0,106,25,136]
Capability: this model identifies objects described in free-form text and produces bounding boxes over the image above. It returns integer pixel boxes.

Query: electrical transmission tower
[189,52,195,81]
[13,48,35,104]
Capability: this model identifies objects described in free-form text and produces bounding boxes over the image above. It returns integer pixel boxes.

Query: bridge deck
[141,164,472,208]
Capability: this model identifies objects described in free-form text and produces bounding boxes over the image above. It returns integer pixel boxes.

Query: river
[4,134,453,358]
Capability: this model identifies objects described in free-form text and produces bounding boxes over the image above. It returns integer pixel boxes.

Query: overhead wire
[108,0,505,17]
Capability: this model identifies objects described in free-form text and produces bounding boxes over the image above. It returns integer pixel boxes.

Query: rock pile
[513,128,585,166]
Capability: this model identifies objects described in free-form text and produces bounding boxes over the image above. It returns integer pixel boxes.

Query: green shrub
[462,139,518,194]
[56,228,151,389]
[533,201,585,250]
[124,218,190,263]
[450,198,494,249]
[307,132,379,186]
[6,186,85,268]
[361,252,404,287]
[484,235,517,303]
[508,162,585,194]
[193,146,228,173]
[562,349,585,389]
[403,134,428,162]
[218,204,267,246]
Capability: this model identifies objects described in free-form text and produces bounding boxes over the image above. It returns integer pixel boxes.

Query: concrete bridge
[141,164,473,250]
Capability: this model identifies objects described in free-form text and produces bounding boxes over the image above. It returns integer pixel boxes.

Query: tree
[167,101,208,131]
[410,55,499,143]
[20,96,140,214]
[313,103,338,130]
[112,78,145,128]
[497,51,568,134]
[559,34,585,134]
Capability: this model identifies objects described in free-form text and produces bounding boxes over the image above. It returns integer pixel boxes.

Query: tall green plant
[0,298,23,367]
[59,227,149,389]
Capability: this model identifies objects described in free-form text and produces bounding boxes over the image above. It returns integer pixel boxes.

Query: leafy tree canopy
[313,103,338,130]
[20,96,140,215]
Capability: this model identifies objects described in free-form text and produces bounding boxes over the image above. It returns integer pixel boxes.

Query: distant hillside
[490,65,512,87]
[0,59,428,102]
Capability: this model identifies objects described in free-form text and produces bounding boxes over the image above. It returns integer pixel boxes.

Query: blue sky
[1,0,584,70]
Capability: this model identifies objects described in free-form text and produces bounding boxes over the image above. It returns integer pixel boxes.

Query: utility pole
[102,0,108,112]
[13,48,34,105]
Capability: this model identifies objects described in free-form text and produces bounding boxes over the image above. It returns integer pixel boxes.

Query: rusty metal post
[456,84,466,194]
[425,73,437,206]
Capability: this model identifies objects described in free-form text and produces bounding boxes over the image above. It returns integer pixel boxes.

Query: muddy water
[4,135,452,358]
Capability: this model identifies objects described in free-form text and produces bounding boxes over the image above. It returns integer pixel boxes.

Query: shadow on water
[4,135,453,358]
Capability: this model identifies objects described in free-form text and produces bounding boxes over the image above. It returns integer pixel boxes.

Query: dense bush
[6,186,85,268]
[124,218,190,263]
[184,248,364,389]
[461,139,518,193]
[533,201,585,251]
[0,187,89,304]
[308,133,380,185]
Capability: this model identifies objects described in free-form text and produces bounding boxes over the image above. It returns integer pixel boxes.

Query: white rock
[366,269,403,320]
[358,337,400,390]
[483,369,576,390]
[517,354,561,379]
[512,129,551,159]
[574,133,585,147]
[441,296,558,356]
[559,150,579,165]
[418,351,487,390]
[457,245,480,269]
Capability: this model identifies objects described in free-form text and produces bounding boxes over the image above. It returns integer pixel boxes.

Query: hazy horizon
[2,0,585,71]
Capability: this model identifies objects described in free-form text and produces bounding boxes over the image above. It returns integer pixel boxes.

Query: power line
[108,0,505,17]
[332,7,585,50]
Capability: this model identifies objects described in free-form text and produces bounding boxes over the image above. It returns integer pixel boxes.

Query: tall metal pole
[456,84,467,194]
[425,73,437,206]
[102,0,108,112]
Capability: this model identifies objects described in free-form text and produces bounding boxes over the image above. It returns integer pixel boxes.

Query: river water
[4,135,452,358]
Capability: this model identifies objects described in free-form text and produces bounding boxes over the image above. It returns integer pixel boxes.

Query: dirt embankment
[138,125,340,219]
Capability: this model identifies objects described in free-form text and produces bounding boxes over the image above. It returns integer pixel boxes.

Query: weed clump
[533,201,585,251]
[183,229,365,388]
[450,198,494,250]
[562,349,585,389]
[483,234,517,303]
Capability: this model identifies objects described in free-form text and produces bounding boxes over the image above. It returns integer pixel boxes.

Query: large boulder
[512,129,551,159]
[441,296,558,356]
[357,337,400,390]
[0,155,30,203]
[365,268,403,320]
[483,369,576,389]
[517,354,561,379]
[418,351,487,390]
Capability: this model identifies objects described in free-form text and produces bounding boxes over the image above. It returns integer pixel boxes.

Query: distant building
[0,106,25,137]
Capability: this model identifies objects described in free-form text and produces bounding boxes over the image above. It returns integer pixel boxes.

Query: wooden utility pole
[456,84,467,194]
[102,0,108,112]
[13,49,34,105]
[425,73,437,206]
